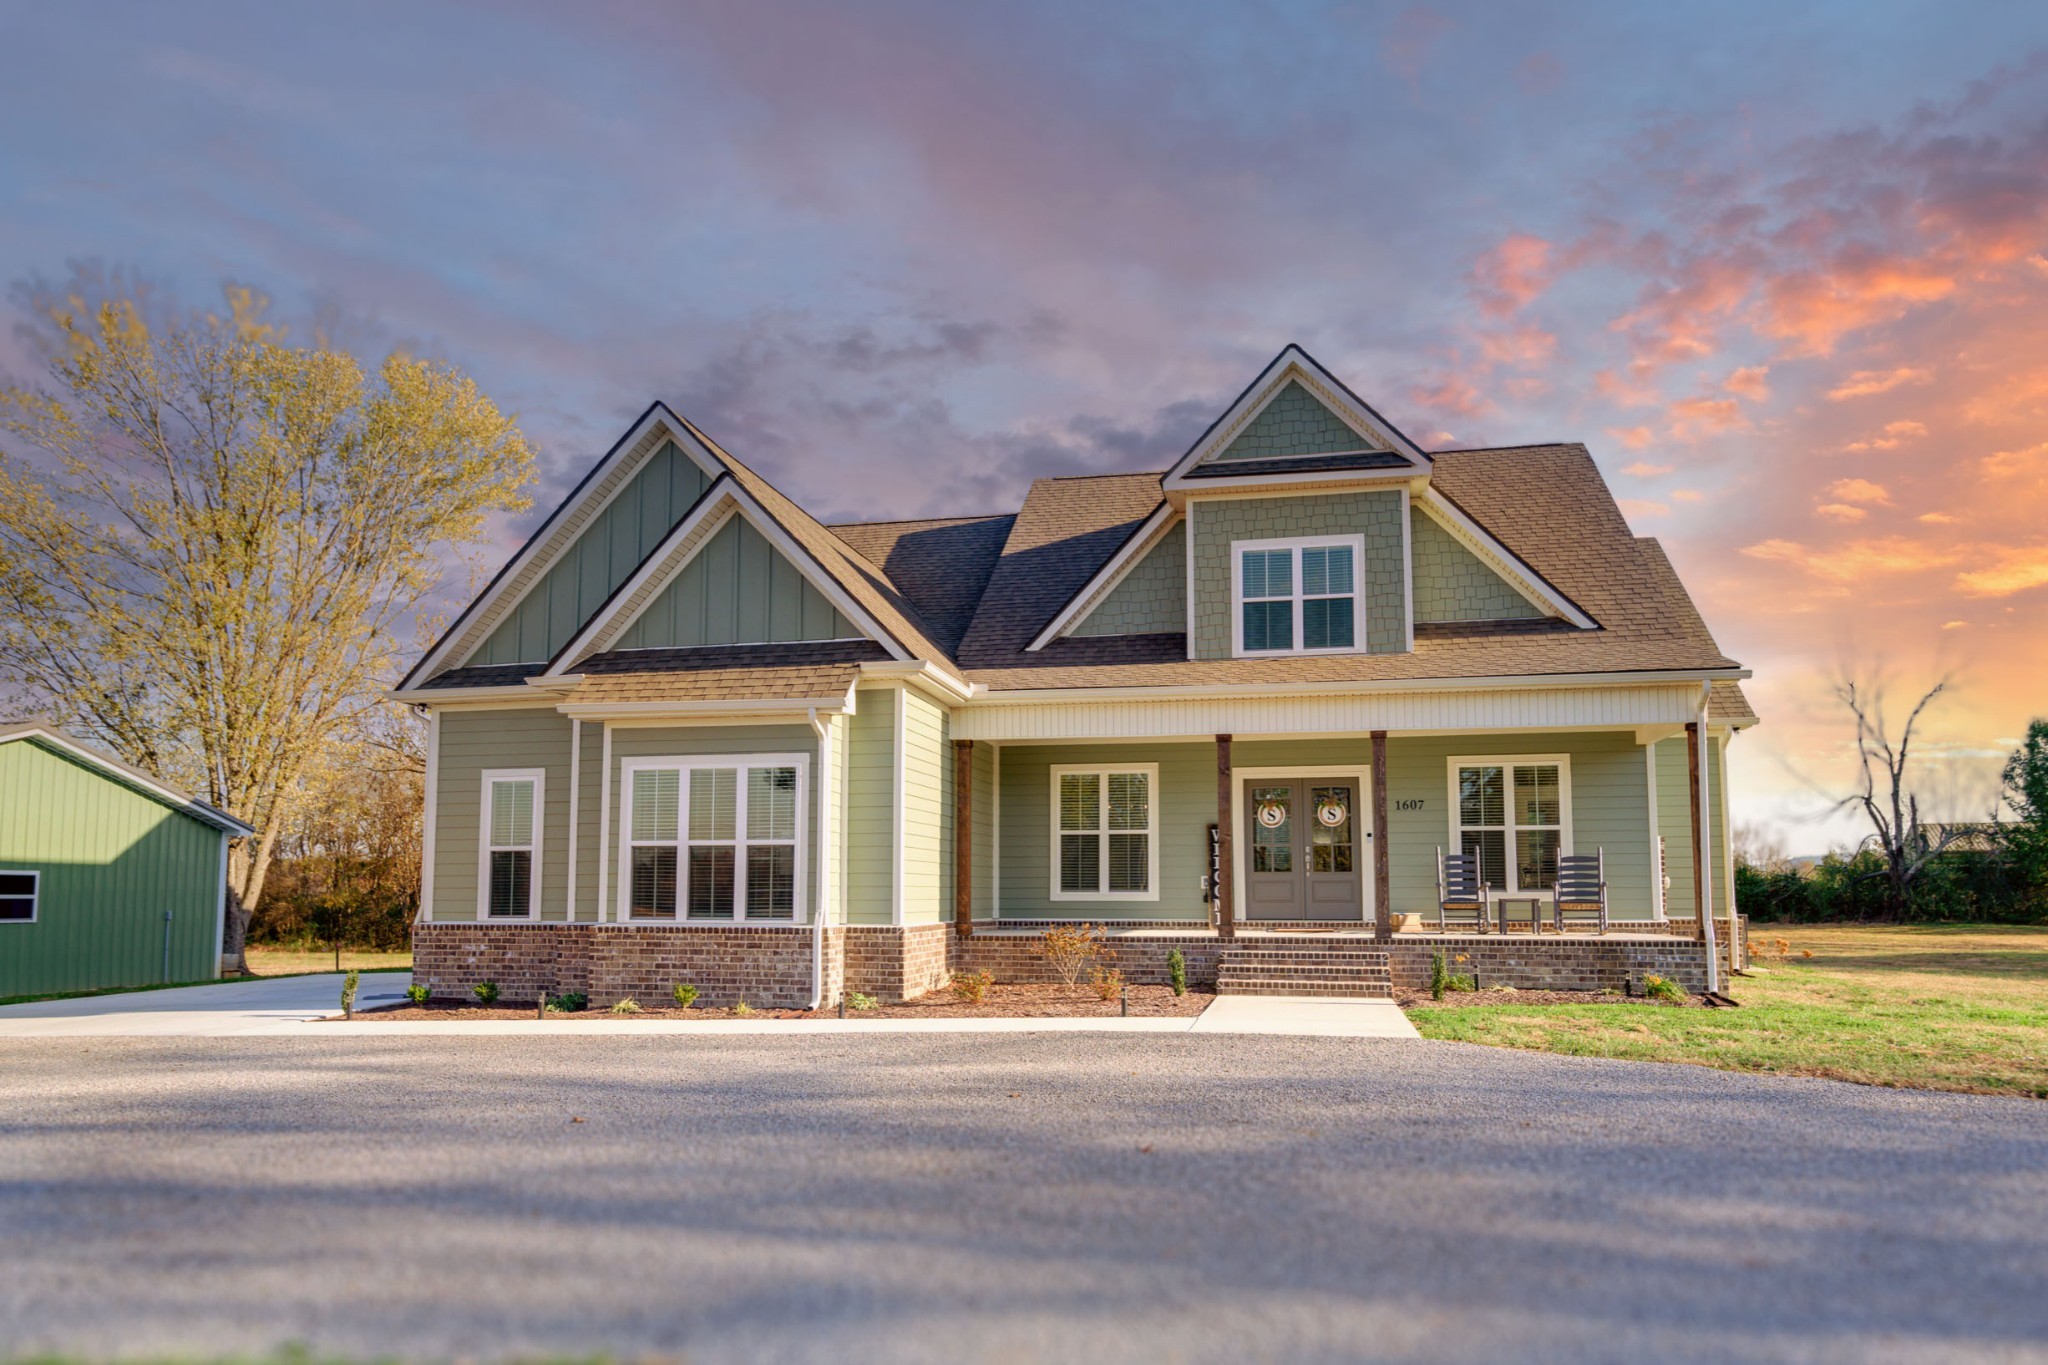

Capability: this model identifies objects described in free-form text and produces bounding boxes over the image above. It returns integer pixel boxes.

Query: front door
[1244,778,1364,921]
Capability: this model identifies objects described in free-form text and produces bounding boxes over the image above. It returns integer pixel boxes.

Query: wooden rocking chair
[1551,850,1609,934]
[1437,847,1491,933]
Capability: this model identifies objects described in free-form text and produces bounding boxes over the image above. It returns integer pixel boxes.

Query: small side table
[1497,897,1546,934]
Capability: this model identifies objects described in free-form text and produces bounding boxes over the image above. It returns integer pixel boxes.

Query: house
[0,722,254,999]
[394,346,1754,1008]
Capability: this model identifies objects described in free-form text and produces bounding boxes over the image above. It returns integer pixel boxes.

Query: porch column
[1215,734,1235,939]
[1686,722,1706,942]
[953,739,974,938]
[1371,730,1391,940]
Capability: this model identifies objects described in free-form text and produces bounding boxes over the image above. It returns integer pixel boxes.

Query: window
[1050,764,1157,900]
[621,756,806,922]
[1232,535,1365,656]
[0,870,37,923]
[1449,758,1569,895]
[480,770,544,919]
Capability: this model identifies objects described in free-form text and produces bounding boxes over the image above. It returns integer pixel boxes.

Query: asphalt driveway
[0,1034,2042,1363]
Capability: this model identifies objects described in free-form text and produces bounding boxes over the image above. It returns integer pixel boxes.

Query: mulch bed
[1397,987,1703,1009]
[348,983,1214,1021]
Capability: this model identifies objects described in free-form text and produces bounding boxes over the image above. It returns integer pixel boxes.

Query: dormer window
[1231,535,1366,656]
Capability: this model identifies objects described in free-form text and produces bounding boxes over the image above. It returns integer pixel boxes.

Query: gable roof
[0,722,254,835]
[829,513,1015,658]
[954,444,1742,691]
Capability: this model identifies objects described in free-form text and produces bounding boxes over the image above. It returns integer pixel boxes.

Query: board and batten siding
[898,689,952,925]
[601,724,823,921]
[971,740,996,919]
[0,740,225,996]
[1186,489,1408,660]
[474,441,712,666]
[617,514,858,650]
[1073,521,1186,638]
[844,687,896,924]
[431,709,575,922]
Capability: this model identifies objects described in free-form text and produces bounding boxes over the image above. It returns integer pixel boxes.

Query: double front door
[1244,777,1364,921]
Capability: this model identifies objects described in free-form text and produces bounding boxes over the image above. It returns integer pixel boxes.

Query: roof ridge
[827,511,1015,529]
[1035,470,1168,484]
[1432,441,1584,455]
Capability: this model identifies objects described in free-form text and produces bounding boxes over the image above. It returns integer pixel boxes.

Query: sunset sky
[3,1,2044,851]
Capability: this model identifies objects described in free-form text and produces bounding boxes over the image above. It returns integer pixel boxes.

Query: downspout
[807,706,830,1011]
[1698,683,1721,995]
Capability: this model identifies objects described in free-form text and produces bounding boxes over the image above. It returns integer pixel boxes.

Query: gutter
[806,705,830,1011]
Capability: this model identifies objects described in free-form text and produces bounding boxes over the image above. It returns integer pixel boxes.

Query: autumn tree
[0,275,532,967]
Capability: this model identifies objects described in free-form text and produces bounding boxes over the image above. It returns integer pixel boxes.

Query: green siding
[1653,733,1734,921]
[971,740,995,919]
[1188,490,1408,659]
[1073,521,1186,638]
[1410,506,1543,623]
[900,690,950,924]
[619,515,858,650]
[431,709,575,922]
[844,688,896,924]
[601,724,822,921]
[0,739,224,997]
[475,441,713,665]
[1209,380,1374,462]
[573,718,602,921]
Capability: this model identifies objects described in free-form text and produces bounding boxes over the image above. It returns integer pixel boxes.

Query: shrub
[950,969,993,1004]
[846,990,878,1012]
[1089,966,1125,1002]
[610,997,642,1015]
[672,983,699,1009]
[732,1000,754,1016]
[1445,973,1476,993]
[340,969,360,1019]
[471,980,500,1006]
[1430,950,1449,1002]
[1167,947,1187,997]
[1643,974,1684,1003]
[405,983,429,1006]
[547,991,588,1013]
[1033,922,1108,986]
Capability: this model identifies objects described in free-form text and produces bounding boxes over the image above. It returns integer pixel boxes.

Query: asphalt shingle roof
[828,513,1016,657]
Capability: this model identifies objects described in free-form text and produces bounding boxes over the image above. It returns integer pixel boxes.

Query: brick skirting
[413,923,829,1010]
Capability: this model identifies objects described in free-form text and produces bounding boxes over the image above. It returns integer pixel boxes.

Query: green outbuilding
[0,722,253,999]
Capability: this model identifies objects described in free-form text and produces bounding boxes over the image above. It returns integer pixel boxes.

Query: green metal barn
[0,722,253,999]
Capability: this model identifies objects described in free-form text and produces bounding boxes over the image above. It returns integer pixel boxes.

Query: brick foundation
[843,923,950,1002]
[413,923,826,1010]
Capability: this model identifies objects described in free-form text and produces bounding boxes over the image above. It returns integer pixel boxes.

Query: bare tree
[1834,678,1974,918]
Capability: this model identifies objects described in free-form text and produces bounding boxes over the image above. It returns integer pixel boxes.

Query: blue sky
[4,0,2046,847]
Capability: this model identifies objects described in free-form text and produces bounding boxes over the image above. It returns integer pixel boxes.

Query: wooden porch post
[953,739,974,938]
[1371,730,1391,940]
[1686,722,1706,942]
[1215,734,1235,939]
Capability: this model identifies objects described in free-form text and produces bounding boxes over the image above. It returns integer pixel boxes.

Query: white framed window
[1049,763,1159,901]
[1230,534,1367,657]
[0,869,38,923]
[479,769,544,919]
[1446,756,1572,896]
[619,754,808,923]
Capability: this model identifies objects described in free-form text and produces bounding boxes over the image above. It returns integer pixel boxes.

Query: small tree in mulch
[1032,923,1110,987]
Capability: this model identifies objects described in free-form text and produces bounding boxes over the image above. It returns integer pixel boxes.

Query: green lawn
[245,947,412,976]
[1408,922,2048,1098]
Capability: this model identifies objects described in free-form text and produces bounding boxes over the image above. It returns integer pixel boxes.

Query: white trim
[565,719,581,921]
[1228,533,1370,659]
[1645,740,1665,920]
[1228,765,1374,926]
[418,710,440,923]
[597,723,614,922]
[556,697,856,722]
[1719,728,1738,953]
[1184,499,1197,646]
[967,667,1748,705]
[892,686,907,925]
[544,481,911,675]
[614,753,812,924]
[1027,505,1177,651]
[807,707,834,1008]
[402,404,722,687]
[1399,484,1415,653]
[1697,690,1721,993]
[0,868,40,924]
[1048,762,1161,903]
[1414,487,1596,629]
[1444,755,1575,899]
[1163,346,1429,490]
[477,768,546,921]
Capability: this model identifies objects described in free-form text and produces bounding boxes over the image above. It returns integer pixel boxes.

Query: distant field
[245,947,412,976]
[1410,922,2048,1098]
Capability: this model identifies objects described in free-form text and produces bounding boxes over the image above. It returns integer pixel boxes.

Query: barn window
[0,870,37,923]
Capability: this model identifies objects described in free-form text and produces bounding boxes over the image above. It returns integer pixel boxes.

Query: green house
[0,722,253,999]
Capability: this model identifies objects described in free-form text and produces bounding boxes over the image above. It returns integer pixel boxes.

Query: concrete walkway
[0,974,1419,1039]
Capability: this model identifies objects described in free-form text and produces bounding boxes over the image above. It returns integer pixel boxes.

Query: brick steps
[1214,943,1392,998]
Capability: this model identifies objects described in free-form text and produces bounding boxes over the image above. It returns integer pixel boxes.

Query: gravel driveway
[1,1034,2043,1363]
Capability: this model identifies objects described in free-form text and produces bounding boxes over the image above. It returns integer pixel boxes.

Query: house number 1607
[1395,798,1426,812]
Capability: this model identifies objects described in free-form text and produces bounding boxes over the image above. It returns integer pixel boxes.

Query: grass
[1409,922,2048,1098]
[244,946,411,976]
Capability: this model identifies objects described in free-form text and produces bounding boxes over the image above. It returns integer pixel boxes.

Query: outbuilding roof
[0,722,255,835]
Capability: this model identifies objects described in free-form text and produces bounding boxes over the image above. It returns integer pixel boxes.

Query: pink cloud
[1723,365,1771,400]
[1621,459,1673,476]
[1827,477,1893,506]
[1470,235,1554,318]
[1827,367,1933,400]
[1607,428,1656,452]
[1843,420,1927,452]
